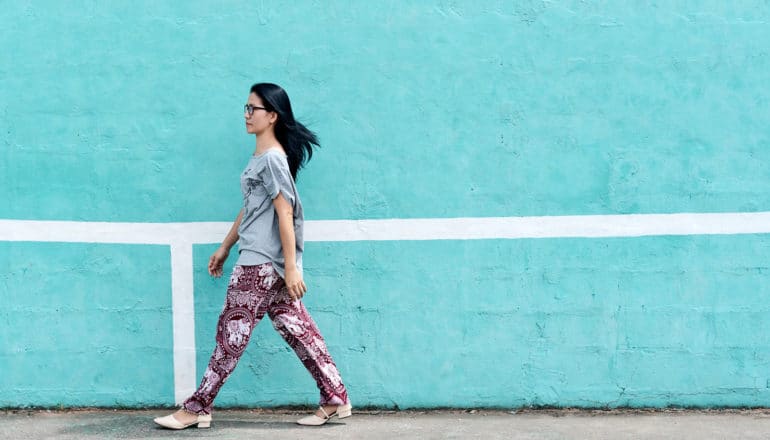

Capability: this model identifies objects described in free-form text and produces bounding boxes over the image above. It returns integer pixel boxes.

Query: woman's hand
[284,266,307,300]
[208,246,230,277]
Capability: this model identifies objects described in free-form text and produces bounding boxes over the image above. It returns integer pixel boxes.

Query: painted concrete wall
[2,1,770,408]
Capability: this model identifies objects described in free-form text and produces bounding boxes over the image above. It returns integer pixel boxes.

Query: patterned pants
[183,263,349,415]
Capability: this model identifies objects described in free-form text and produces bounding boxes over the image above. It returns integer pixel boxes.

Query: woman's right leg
[182,264,280,415]
[267,288,349,407]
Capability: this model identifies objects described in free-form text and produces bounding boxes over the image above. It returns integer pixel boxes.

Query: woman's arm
[273,193,307,300]
[221,209,243,251]
[208,209,243,277]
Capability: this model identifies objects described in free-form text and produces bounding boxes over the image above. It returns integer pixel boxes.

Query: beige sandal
[296,403,353,426]
[153,412,212,429]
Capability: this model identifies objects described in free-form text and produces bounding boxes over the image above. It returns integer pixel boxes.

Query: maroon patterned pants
[183,263,349,415]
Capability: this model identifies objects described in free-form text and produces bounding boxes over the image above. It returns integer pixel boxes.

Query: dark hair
[250,83,318,180]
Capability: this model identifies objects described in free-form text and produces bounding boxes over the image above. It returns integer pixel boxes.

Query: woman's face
[244,93,276,135]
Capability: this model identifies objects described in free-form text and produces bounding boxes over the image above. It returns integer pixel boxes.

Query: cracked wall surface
[2,1,770,408]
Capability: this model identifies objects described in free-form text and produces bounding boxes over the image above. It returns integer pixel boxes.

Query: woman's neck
[254,133,282,155]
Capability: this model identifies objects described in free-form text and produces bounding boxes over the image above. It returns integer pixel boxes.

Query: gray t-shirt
[235,148,304,278]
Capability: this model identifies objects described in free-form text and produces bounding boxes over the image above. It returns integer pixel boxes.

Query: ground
[3,408,770,439]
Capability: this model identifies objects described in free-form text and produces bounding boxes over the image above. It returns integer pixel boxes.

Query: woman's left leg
[154,264,279,429]
[268,289,349,406]
[182,264,278,415]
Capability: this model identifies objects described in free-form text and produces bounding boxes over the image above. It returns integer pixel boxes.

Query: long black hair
[250,83,318,180]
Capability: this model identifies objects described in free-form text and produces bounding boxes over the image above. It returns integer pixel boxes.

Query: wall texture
[2,1,770,408]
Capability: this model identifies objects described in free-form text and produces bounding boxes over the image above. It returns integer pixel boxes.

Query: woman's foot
[296,402,352,426]
[153,409,211,429]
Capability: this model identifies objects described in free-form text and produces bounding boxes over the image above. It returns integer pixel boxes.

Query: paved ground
[2,408,770,439]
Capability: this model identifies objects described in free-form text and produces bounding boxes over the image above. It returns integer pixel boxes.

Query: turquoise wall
[2,1,770,408]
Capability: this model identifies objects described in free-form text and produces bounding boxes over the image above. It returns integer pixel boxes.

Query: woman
[154,83,351,429]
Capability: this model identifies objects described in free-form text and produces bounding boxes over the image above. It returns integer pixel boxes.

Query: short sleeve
[258,152,295,206]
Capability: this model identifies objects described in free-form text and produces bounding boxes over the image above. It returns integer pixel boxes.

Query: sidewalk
[2,408,770,439]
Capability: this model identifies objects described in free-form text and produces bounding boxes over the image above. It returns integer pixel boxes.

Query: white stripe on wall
[3,212,770,245]
[2,211,770,403]
[169,241,196,404]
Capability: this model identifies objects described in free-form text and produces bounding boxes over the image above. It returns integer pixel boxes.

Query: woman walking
[154,83,351,429]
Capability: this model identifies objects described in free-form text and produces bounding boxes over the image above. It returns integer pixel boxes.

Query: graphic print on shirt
[241,166,264,199]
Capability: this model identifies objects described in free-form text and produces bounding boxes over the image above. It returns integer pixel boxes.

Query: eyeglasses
[244,104,268,116]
